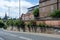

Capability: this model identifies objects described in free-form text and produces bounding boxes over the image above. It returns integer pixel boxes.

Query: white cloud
[20,0,34,14]
[0,0,19,7]
[0,12,5,18]
[0,0,35,18]
[0,0,19,18]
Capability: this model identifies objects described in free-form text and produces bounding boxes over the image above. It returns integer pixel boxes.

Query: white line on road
[3,32,17,37]
[19,36,32,40]
[0,37,4,40]
[2,32,32,40]
[8,33,17,37]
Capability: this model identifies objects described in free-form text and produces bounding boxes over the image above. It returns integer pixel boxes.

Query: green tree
[38,23,46,33]
[0,17,1,20]
[50,10,60,18]
[0,20,4,28]
[3,24,7,29]
[26,23,31,32]
[6,19,14,30]
[15,20,25,32]
[0,20,7,29]
[33,8,39,19]
[29,20,37,32]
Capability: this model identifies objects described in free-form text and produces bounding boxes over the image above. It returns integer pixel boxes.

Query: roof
[39,0,49,3]
[28,5,39,9]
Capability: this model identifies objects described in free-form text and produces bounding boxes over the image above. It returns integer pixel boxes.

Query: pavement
[0,29,60,40]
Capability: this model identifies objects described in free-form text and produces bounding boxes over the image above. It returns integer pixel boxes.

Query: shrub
[33,8,39,17]
[50,10,60,18]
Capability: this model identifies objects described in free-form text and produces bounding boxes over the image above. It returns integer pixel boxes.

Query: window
[22,15,25,20]
[31,15,34,20]
[50,0,55,3]
[51,5,54,12]
[42,7,45,12]
[42,2,45,6]
[25,16,29,20]
[22,17,25,20]
[59,3,60,9]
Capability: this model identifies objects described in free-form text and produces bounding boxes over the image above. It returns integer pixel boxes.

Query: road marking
[3,32,17,37]
[8,33,17,37]
[0,30,32,40]
[19,36,32,40]
[4,33,32,40]
[5,33,32,40]
[0,37,4,40]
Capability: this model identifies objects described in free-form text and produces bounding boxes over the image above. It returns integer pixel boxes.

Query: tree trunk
[31,26,34,32]
[40,27,43,33]
[23,27,25,32]
[17,27,20,31]
[28,27,31,32]
[34,26,37,33]
[11,26,13,31]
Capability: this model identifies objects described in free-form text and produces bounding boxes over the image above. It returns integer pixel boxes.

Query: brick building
[21,13,34,21]
[21,0,60,26]
[39,0,60,28]
[21,5,39,21]
[39,0,60,18]
[20,0,60,33]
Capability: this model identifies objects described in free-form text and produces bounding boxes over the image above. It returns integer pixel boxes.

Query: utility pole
[19,0,20,18]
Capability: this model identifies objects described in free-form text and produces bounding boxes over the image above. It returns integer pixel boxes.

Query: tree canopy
[50,10,60,18]
[0,20,5,28]
[33,8,39,17]
[15,20,24,27]
[6,19,14,26]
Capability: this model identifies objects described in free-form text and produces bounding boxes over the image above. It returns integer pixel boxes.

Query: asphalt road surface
[0,29,60,40]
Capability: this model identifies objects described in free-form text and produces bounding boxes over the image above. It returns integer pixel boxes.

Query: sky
[0,0,39,18]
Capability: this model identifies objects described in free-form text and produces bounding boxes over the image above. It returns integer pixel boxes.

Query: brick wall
[36,20,60,27]
[45,20,60,26]
[39,0,59,17]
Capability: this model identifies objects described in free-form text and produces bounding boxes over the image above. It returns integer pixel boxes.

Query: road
[0,29,60,40]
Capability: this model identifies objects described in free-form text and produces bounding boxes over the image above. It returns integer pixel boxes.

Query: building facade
[39,0,60,27]
[21,13,34,21]
[21,5,39,21]
[39,0,60,18]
